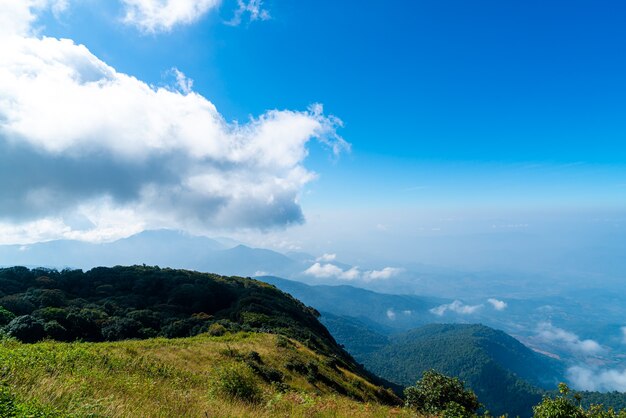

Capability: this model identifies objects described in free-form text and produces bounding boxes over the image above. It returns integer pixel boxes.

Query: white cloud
[535,322,604,355]
[170,67,193,94]
[567,366,626,392]
[386,308,396,320]
[0,4,348,244]
[303,263,358,280]
[363,267,403,280]
[487,298,507,311]
[253,271,268,277]
[0,0,68,37]
[303,263,402,281]
[303,263,343,278]
[121,0,221,33]
[316,253,336,262]
[226,0,270,26]
[621,326,626,344]
[430,300,483,316]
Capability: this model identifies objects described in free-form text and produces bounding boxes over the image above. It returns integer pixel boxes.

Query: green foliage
[363,323,552,417]
[0,266,346,362]
[404,370,481,417]
[0,307,15,326]
[5,316,46,343]
[0,384,61,417]
[534,383,626,418]
[213,363,262,403]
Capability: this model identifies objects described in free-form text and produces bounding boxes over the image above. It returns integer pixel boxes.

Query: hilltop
[0,266,399,409]
[0,332,410,417]
[362,324,563,417]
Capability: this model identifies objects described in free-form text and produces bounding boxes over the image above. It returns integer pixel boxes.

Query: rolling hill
[362,324,564,417]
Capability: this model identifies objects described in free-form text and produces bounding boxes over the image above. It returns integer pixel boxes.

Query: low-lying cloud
[568,366,626,392]
[0,2,347,244]
[535,322,604,355]
[303,263,402,281]
[430,300,483,316]
[487,298,507,311]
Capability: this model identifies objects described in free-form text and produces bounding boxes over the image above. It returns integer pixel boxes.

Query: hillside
[0,265,399,405]
[0,332,408,417]
[362,323,564,417]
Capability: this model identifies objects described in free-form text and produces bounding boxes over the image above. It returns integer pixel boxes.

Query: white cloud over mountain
[0,1,347,243]
[535,322,604,355]
[303,263,402,282]
[568,366,626,392]
[487,298,507,311]
[430,300,483,316]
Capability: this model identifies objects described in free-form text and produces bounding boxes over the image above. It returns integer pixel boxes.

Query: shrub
[404,370,480,417]
[0,307,15,326]
[532,383,626,418]
[213,364,261,403]
[5,315,46,343]
[208,323,227,337]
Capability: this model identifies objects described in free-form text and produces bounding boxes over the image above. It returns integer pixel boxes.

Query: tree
[5,315,46,343]
[404,369,481,417]
[534,383,626,418]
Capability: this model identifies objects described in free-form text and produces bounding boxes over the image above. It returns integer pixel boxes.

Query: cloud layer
[567,366,626,392]
[430,300,483,316]
[535,322,604,355]
[0,2,347,243]
[487,298,507,311]
[303,263,402,282]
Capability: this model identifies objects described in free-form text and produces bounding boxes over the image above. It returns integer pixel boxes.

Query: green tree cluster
[534,383,626,418]
[404,370,481,417]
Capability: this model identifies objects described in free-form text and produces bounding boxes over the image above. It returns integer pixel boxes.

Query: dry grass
[0,332,422,417]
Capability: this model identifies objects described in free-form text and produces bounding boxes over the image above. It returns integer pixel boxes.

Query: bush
[404,370,480,417]
[533,383,626,418]
[5,315,46,343]
[213,364,261,403]
[208,323,227,337]
[101,317,142,341]
[0,307,15,326]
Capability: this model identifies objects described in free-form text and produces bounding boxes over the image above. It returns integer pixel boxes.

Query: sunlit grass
[0,332,420,417]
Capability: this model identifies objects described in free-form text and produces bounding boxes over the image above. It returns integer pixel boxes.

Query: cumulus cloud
[226,0,270,26]
[386,308,396,320]
[121,0,221,33]
[430,300,483,316]
[363,267,404,280]
[0,0,68,36]
[567,366,626,392]
[0,3,348,244]
[535,322,604,355]
[316,253,336,262]
[487,298,507,311]
[303,263,402,281]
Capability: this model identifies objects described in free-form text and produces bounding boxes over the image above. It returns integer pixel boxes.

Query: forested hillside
[0,265,398,403]
[354,324,563,417]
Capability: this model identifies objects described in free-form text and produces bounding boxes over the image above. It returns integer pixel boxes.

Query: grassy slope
[0,332,415,418]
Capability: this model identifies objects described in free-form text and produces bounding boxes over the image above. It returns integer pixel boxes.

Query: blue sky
[38,0,626,207]
[1,0,625,268]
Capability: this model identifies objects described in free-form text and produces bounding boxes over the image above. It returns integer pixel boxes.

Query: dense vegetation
[0,266,335,355]
[0,332,407,417]
[0,265,400,404]
[534,384,626,418]
[360,324,564,417]
[404,370,481,417]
